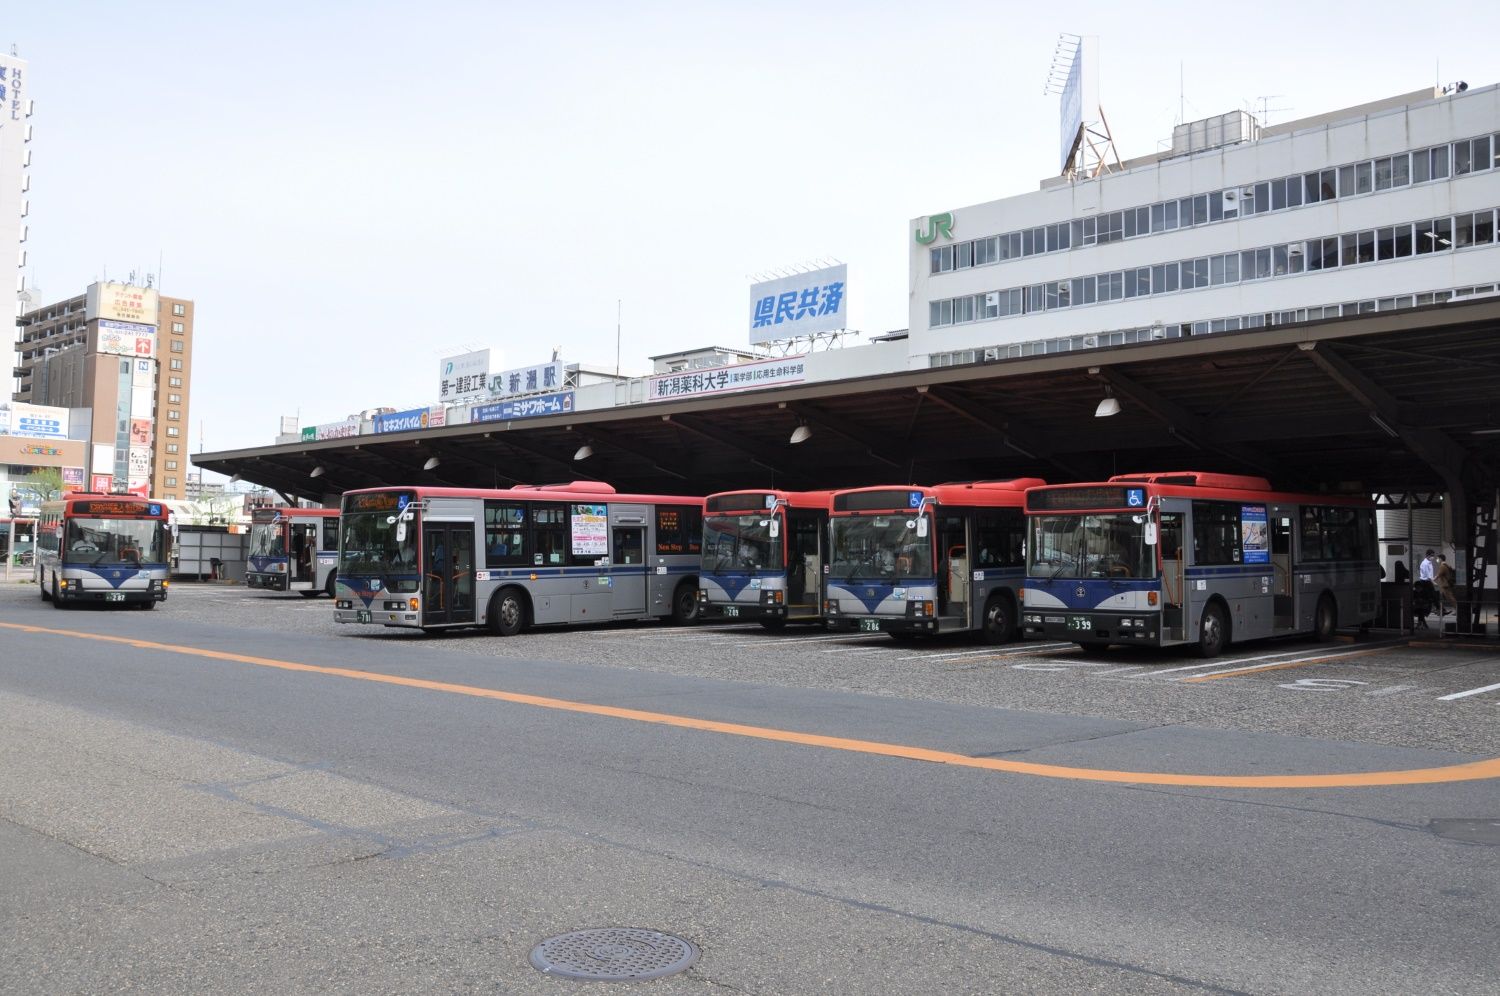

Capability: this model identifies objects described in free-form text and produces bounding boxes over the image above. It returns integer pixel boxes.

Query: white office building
[908,84,1500,366]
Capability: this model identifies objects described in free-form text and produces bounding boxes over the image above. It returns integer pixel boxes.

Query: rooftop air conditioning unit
[982,347,1001,361]
[1081,335,1099,349]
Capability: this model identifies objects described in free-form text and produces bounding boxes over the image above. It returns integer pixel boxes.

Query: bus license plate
[106,592,124,603]
[1068,616,1091,631]
[724,606,739,618]
[357,610,372,623]
[860,619,881,633]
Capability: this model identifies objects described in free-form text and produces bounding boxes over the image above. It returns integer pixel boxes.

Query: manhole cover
[529,928,699,981]
[1429,818,1500,845]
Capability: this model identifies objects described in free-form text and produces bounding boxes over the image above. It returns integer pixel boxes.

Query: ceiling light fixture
[573,444,593,461]
[789,423,813,445]
[423,457,441,471]
[309,466,325,478]
[1094,389,1121,418]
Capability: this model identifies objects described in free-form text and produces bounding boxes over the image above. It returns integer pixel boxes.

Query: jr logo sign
[914,212,954,245]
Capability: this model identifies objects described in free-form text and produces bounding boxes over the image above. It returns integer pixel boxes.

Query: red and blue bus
[247,507,341,597]
[824,480,1042,641]
[34,494,172,608]
[334,482,703,635]
[1021,472,1379,656]
[697,489,833,629]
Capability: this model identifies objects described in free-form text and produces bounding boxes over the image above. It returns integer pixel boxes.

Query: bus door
[937,513,968,620]
[787,510,822,614]
[291,522,318,581]
[1269,505,1295,631]
[1159,511,1186,642]
[422,523,475,626]
[611,526,648,615]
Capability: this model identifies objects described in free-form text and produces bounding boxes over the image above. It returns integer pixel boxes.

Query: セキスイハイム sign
[748,264,847,345]
[373,407,432,434]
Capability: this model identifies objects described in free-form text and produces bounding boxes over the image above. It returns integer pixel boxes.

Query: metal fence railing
[1373,584,1497,638]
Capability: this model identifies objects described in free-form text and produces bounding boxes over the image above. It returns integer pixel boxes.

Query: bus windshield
[702,514,779,572]
[830,513,933,580]
[338,509,418,579]
[249,521,286,558]
[65,517,165,565]
[1029,513,1155,579]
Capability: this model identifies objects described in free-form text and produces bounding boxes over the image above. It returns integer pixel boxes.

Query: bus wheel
[1076,643,1110,656]
[139,600,156,611]
[325,574,337,598]
[759,617,786,631]
[488,587,525,637]
[1195,603,1228,658]
[670,583,699,624]
[50,579,66,609]
[981,595,1014,645]
[1314,595,1337,641]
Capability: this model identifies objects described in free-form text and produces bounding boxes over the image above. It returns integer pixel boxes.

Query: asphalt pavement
[1,581,1497,995]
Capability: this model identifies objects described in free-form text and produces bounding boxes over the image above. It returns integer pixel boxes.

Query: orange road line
[5,621,1498,790]
[1183,647,1387,682]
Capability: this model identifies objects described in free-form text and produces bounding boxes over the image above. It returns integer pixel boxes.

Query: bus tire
[980,594,1014,645]
[670,582,699,624]
[759,617,786,631]
[487,587,526,637]
[1314,595,1337,642]
[1195,603,1228,658]
[139,600,156,611]
[326,574,337,598]
[1077,642,1110,656]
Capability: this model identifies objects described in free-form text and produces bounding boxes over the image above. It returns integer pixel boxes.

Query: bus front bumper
[246,573,287,591]
[57,583,166,605]
[700,601,785,622]
[1022,610,1159,644]
[825,614,938,635]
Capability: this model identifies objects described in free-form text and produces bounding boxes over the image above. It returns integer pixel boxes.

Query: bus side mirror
[396,522,407,543]
[916,518,929,538]
[767,518,780,539]
[1145,523,1158,546]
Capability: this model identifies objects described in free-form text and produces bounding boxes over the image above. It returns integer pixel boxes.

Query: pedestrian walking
[1435,554,1457,615]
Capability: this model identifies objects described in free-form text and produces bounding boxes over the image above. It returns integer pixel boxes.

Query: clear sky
[9,1,1500,462]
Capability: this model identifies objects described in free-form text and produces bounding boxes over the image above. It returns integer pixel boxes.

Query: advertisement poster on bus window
[1241,505,1269,564]
[571,504,608,556]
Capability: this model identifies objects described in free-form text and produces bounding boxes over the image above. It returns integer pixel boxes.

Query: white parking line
[898,642,1074,662]
[1181,645,1385,681]
[1092,666,1147,676]
[1438,680,1500,701]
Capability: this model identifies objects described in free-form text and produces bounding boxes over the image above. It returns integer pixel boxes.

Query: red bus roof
[54,494,171,517]
[705,489,834,512]
[251,507,340,521]
[831,479,1046,513]
[1027,472,1372,510]
[341,484,704,506]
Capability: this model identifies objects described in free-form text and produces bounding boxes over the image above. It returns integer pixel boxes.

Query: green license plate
[356,610,372,623]
[1068,616,1092,631]
[724,605,739,618]
[859,618,881,633]
[106,592,125,602]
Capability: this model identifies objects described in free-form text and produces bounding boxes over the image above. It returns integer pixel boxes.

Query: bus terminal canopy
[195,299,1500,506]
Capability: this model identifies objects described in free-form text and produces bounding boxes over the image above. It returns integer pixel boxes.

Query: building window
[170,359,183,370]
[172,303,185,316]
[169,340,184,353]
[166,443,179,453]
[168,393,181,404]
[166,477,177,487]
[166,460,178,470]
[168,376,182,387]
[168,410,180,420]
[172,322,184,333]
[166,426,180,437]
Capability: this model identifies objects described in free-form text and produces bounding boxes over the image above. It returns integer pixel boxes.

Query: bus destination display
[1026,486,1145,511]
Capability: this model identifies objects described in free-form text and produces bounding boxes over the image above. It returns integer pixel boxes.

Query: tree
[11,468,63,515]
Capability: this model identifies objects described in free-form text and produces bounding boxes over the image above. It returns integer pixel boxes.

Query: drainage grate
[1429,819,1500,845]
[529,928,699,981]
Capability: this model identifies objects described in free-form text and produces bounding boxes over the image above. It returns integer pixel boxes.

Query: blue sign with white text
[472,391,575,423]
[373,408,430,434]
